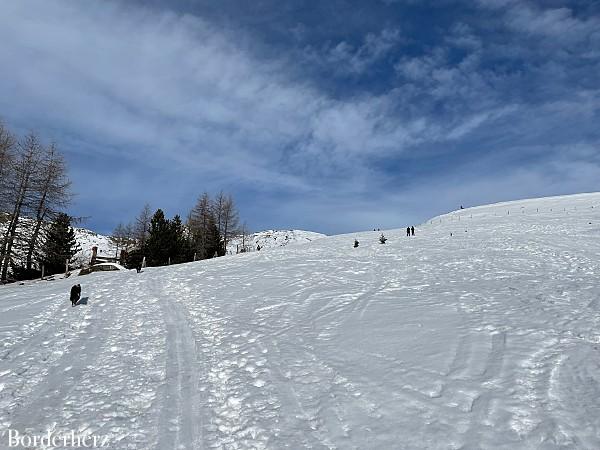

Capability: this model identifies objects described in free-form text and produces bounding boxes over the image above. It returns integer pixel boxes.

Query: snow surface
[72,228,115,266]
[1,192,600,448]
[227,230,326,254]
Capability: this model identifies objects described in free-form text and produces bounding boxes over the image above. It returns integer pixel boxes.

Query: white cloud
[0,0,598,233]
[304,28,403,75]
[0,3,411,188]
[506,5,599,43]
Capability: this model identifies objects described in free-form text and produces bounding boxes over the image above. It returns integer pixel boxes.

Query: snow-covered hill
[227,229,326,254]
[72,227,115,266]
[0,218,115,271]
[1,192,600,448]
[2,219,324,273]
[75,228,325,264]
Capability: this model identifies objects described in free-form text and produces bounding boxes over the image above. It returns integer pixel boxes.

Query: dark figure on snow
[379,233,387,244]
[411,226,415,236]
[70,284,81,307]
[460,205,464,209]
[136,262,142,273]
[406,227,410,237]
[354,239,359,248]
[257,244,261,251]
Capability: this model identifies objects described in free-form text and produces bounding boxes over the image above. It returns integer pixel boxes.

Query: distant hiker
[379,233,387,244]
[257,244,261,251]
[460,205,464,209]
[354,239,359,248]
[406,227,410,237]
[136,262,142,273]
[70,284,81,307]
[411,226,415,236]
[450,232,453,237]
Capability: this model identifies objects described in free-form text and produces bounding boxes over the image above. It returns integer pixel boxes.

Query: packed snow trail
[1,192,600,449]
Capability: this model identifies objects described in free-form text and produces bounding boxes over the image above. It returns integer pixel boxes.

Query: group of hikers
[354,226,416,247]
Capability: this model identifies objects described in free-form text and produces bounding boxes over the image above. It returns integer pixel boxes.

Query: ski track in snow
[1,192,600,448]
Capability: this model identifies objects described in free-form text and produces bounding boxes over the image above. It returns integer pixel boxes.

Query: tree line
[0,120,248,282]
[0,121,78,282]
[111,191,243,268]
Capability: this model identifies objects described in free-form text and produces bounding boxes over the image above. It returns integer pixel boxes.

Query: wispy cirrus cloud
[303,28,404,75]
[0,0,598,234]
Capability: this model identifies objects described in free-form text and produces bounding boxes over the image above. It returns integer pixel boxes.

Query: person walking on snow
[406,227,410,236]
[411,226,415,236]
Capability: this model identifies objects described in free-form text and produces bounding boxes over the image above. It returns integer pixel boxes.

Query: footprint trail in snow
[1,192,600,448]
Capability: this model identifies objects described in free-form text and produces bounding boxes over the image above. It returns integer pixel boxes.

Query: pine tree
[205,216,223,258]
[146,209,171,266]
[41,213,80,275]
[170,214,192,264]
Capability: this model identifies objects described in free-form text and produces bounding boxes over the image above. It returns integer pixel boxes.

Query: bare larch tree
[0,133,43,281]
[25,142,72,272]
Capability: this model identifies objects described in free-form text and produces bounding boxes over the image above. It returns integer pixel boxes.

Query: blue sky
[0,0,598,235]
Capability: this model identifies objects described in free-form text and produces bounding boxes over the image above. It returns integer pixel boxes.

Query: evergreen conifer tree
[170,214,193,263]
[146,209,171,266]
[206,217,224,257]
[41,213,80,275]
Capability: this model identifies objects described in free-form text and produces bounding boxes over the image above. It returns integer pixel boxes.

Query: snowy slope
[1,192,600,448]
[0,219,115,270]
[72,227,115,266]
[227,229,326,254]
